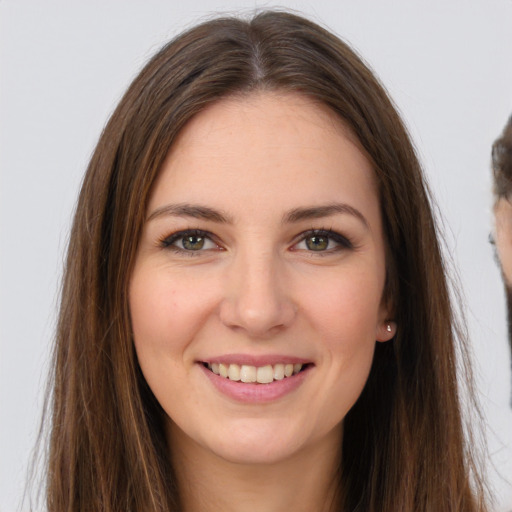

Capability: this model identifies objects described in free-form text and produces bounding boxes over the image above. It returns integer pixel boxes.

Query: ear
[376,320,396,342]
[376,294,396,342]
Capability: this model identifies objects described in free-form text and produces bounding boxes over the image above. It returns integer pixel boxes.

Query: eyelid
[159,228,223,253]
[157,227,353,255]
[291,228,354,252]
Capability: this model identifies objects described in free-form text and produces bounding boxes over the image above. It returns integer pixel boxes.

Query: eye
[293,229,352,252]
[160,229,220,253]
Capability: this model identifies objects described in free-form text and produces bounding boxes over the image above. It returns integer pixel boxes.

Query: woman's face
[130,92,394,466]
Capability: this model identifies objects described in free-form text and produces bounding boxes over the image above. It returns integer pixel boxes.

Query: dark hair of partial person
[36,10,488,512]
[492,115,512,200]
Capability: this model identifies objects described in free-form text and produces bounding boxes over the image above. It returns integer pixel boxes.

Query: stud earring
[386,323,392,333]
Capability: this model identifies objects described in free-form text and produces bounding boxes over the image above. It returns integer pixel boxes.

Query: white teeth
[207,362,304,383]
[256,365,274,384]
[273,363,285,380]
[240,365,256,383]
[219,363,228,378]
[227,364,241,381]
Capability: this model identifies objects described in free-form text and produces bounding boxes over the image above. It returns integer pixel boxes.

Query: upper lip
[199,354,312,366]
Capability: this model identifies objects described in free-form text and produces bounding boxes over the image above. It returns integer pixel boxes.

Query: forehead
[150,91,379,221]
[166,91,365,166]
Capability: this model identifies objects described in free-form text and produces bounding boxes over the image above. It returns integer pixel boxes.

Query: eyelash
[292,229,354,253]
[159,229,220,256]
[159,228,354,255]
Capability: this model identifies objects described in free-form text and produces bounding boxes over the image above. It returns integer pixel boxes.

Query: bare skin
[495,198,512,285]
[169,419,340,512]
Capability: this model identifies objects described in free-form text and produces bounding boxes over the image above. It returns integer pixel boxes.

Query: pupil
[183,235,204,250]
[306,236,328,251]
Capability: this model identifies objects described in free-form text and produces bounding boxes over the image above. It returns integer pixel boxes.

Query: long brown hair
[43,10,487,511]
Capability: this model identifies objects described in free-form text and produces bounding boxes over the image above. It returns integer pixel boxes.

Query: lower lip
[199,364,311,403]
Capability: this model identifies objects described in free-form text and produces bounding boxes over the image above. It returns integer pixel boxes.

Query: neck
[168,424,342,512]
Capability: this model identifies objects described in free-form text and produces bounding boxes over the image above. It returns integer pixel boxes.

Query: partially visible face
[494,198,512,363]
[129,92,394,466]
[495,198,512,286]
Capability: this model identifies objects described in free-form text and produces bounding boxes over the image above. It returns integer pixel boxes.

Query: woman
[45,10,488,511]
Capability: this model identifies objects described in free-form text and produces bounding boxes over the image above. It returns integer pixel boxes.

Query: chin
[197,417,315,466]
[211,437,304,466]
[202,416,340,467]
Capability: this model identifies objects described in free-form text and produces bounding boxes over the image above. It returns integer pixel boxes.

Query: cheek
[495,201,512,284]
[299,273,381,431]
[303,267,384,343]
[129,268,203,360]
[128,268,212,411]
[130,276,176,345]
[303,268,383,395]
[496,226,512,284]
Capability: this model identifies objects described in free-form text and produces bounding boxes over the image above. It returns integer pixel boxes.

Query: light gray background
[1,1,511,510]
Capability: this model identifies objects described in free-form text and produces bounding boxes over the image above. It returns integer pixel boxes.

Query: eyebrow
[147,201,368,228]
[283,203,369,228]
[147,203,232,223]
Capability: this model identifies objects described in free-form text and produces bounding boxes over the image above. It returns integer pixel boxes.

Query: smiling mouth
[204,362,307,384]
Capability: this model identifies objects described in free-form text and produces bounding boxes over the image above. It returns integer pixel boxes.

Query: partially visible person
[492,115,512,372]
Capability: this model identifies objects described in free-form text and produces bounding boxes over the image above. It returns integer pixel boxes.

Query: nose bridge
[219,244,296,336]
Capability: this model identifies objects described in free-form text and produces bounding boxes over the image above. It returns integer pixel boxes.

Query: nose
[218,250,297,338]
